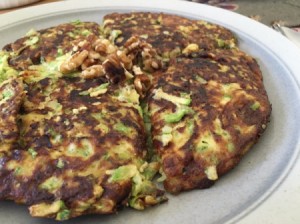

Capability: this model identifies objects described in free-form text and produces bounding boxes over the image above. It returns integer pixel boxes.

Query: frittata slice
[103,12,237,60]
[2,21,101,70]
[0,35,166,220]
[146,49,271,193]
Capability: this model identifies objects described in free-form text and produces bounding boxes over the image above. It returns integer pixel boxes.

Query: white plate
[1,0,300,223]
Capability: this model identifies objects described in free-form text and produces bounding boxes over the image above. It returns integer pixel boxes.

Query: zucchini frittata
[0,12,271,220]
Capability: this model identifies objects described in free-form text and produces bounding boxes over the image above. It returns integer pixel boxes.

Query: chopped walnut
[117,50,133,70]
[59,35,160,86]
[88,50,101,60]
[72,36,95,52]
[60,50,89,74]
[93,38,117,55]
[81,65,105,79]
[134,74,151,98]
[123,36,162,72]
[143,58,162,72]
[77,40,88,48]
[81,58,96,70]
[93,39,107,54]
[124,36,141,53]
[103,53,126,83]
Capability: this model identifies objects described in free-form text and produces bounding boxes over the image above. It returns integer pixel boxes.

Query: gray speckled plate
[1,0,300,223]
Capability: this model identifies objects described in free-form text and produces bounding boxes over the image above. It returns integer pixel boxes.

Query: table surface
[0,0,59,14]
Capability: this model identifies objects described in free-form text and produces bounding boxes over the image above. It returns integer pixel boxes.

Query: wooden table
[0,0,60,14]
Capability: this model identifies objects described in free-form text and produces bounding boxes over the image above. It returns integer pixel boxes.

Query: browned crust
[0,78,24,153]
[148,49,271,193]
[2,22,100,70]
[103,12,237,56]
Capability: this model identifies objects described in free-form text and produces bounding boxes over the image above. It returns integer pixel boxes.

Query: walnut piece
[60,50,89,74]
[81,65,105,79]
[134,74,151,98]
[93,38,117,55]
[123,36,162,72]
[102,53,126,83]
